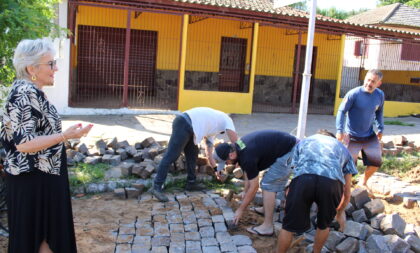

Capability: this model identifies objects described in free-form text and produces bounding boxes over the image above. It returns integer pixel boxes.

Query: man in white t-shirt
[150,107,238,202]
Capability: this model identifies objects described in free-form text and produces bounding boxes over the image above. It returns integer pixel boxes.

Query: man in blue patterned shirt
[277,130,357,253]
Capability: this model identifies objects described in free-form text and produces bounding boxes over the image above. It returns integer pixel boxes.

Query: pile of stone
[382,135,419,156]
[271,188,420,253]
[66,137,216,196]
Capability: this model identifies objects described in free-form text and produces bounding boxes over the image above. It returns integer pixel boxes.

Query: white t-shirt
[185,107,236,145]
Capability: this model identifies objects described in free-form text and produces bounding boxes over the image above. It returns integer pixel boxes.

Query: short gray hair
[13,38,56,79]
[367,69,383,80]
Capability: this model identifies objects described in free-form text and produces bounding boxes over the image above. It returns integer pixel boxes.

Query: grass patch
[384,120,415,127]
[163,177,241,193]
[356,152,419,178]
[69,163,109,187]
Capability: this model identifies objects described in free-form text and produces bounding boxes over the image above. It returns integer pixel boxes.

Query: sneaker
[149,188,169,202]
[185,182,206,191]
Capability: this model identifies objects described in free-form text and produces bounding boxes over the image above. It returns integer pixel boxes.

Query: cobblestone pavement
[73,190,256,253]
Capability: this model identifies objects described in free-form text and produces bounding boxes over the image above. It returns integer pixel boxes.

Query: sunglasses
[37,60,57,70]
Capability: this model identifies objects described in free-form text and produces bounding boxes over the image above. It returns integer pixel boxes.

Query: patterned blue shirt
[290,134,358,184]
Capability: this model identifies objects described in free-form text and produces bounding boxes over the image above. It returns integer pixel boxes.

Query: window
[354,40,368,57]
[401,41,420,61]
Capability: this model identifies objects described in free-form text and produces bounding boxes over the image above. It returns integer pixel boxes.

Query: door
[218,37,247,92]
[129,30,158,98]
[292,45,317,103]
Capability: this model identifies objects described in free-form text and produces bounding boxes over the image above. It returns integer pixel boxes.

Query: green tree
[378,0,420,8]
[317,7,369,20]
[0,0,64,86]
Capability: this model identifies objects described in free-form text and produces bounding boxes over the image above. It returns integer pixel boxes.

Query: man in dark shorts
[277,130,357,253]
[336,69,385,187]
[214,130,297,236]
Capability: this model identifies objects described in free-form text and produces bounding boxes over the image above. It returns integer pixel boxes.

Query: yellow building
[67,0,420,116]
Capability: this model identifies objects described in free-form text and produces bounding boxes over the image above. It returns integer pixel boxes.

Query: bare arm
[335,174,352,232]
[234,176,259,224]
[226,129,238,143]
[16,124,93,153]
[204,138,217,168]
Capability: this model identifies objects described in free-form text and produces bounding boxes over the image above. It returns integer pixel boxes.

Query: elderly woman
[0,39,92,253]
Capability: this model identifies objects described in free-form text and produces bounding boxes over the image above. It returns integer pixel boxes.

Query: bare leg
[313,228,330,253]
[39,240,53,253]
[249,190,275,234]
[277,229,293,253]
[362,166,378,185]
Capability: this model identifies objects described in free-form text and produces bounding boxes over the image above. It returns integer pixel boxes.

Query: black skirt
[6,149,77,253]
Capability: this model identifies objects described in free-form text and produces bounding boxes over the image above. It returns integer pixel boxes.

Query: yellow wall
[360,69,420,86]
[256,28,341,80]
[185,18,253,73]
[334,98,420,117]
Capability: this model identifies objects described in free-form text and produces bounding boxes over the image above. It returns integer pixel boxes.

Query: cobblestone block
[185,241,201,250]
[358,240,368,253]
[198,218,212,227]
[232,235,252,246]
[152,246,168,253]
[170,224,184,233]
[170,233,185,243]
[201,237,218,247]
[343,221,368,240]
[119,226,135,235]
[216,232,232,244]
[345,202,355,216]
[114,188,126,199]
[169,245,185,253]
[203,246,221,253]
[405,234,420,252]
[185,231,201,241]
[212,215,225,223]
[84,156,101,164]
[352,209,368,223]
[152,236,171,247]
[237,245,257,253]
[132,245,151,253]
[115,243,132,253]
[133,236,151,247]
[371,214,386,230]
[384,234,410,253]
[336,237,359,253]
[184,223,198,232]
[364,199,385,218]
[366,234,391,252]
[142,137,157,148]
[351,188,371,209]
[380,213,407,237]
[154,223,170,236]
[324,231,345,251]
[117,234,134,244]
[220,242,237,252]
[214,222,228,233]
[200,226,215,238]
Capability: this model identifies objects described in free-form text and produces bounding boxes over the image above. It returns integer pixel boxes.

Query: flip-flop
[250,206,264,216]
[246,226,274,237]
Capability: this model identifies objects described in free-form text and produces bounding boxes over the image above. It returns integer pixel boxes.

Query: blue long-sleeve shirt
[336,86,384,138]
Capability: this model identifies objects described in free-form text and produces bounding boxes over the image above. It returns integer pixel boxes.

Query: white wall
[43,0,70,114]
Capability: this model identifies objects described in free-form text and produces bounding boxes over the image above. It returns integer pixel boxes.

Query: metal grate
[69,10,180,110]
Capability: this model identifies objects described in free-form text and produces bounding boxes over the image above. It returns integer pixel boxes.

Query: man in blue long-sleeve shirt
[336,69,385,187]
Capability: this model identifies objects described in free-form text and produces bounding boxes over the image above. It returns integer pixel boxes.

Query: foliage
[356,152,420,178]
[378,0,420,8]
[384,120,415,126]
[317,7,369,19]
[0,0,64,86]
[69,163,109,187]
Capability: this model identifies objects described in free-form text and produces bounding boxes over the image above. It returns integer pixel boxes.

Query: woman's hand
[62,123,93,140]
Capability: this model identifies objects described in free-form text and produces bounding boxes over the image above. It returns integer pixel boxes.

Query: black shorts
[282,174,343,233]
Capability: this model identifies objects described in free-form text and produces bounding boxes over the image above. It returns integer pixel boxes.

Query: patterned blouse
[0,79,64,175]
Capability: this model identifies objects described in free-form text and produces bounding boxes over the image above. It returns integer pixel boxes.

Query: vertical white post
[296,0,317,139]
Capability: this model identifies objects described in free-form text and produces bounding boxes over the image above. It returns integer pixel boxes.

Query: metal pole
[296,0,317,139]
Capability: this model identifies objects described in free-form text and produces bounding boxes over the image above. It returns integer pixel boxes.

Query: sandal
[246,226,274,237]
[250,206,264,216]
